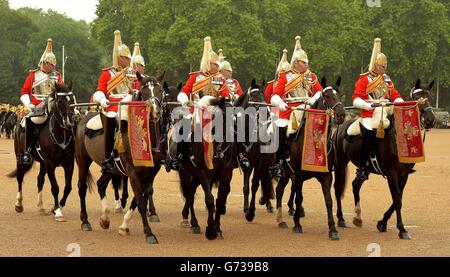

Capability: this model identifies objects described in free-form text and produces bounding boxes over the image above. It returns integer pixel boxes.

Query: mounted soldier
[351,38,404,180]
[131,42,146,76]
[270,35,323,166]
[167,36,225,170]
[265,49,291,104]
[217,49,243,102]
[92,30,139,173]
[19,39,64,164]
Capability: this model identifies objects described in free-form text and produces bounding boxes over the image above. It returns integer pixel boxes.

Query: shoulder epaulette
[29,69,39,73]
[267,80,275,84]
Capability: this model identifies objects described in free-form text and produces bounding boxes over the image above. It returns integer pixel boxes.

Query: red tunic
[273,72,322,119]
[220,79,243,99]
[20,70,64,105]
[352,73,401,118]
[96,68,140,113]
[265,81,276,104]
[181,71,204,98]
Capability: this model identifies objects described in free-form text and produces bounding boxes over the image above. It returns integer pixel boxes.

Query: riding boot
[100,113,117,174]
[356,124,374,181]
[20,118,34,165]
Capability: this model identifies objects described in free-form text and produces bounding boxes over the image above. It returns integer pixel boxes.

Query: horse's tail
[6,169,17,178]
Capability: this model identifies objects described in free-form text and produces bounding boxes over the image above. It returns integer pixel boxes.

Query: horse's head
[135,72,166,122]
[249,78,267,104]
[49,81,76,130]
[318,76,345,124]
[410,79,436,129]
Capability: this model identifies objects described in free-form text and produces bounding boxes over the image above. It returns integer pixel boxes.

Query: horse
[333,79,436,240]
[278,77,345,240]
[176,95,237,240]
[234,79,277,222]
[75,73,169,243]
[7,82,76,221]
[4,111,18,139]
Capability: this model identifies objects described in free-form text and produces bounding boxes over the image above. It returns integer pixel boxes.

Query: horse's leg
[334,163,348,227]
[59,160,74,208]
[98,173,112,229]
[121,176,129,209]
[131,172,158,244]
[199,173,217,240]
[275,174,290,228]
[118,197,137,236]
[112,175,122,213]
[377,174,410,239]
[243,167,251,214]
[319,174,339,240]
[15,164,31,213]
[36,163,46,214]
[147,185,160,222]
[189,184,201,234]
[78,163,92,231]
[245,170,259,222]
[215,173,232,240]
[352,176,365,228]
[292,176,304,233]
[377,174,408,231]
[287,181,296,216]
[46,165,65,222]
[260,171,274,213]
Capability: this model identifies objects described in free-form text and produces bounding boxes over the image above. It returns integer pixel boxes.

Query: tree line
[1,0,448,109]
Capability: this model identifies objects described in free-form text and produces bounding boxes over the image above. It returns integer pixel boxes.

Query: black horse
[177,95,236,240]
[234,79,277,221]
[333,79,436,240]
[279,77,346,240]
[75,73,169,243]
[8,82,76,221]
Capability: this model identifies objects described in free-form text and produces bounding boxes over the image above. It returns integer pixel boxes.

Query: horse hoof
[245,211,255,223]
[399,232,411,240]
[376,221,387,232]
[115,207,123,214]
[259,197,267,206]
[292,226,303,233]
[15,205,24,213]
[180,219,190,228]
[329,231,340,240]
[338,220,348,228]
[55,216,66,222]
[118,228,130,236]
[217,232,224,240]
[146,235,159,244]
[149,215,160,223]
[81,223,92,232]
[266,206,274,214]
[353,217,363,227]
[99,218,110,230]
[288,208,295,217]
[278,222,288,229]
[191,226,201,234]
[205,226,217,240]
[299,207,306,218]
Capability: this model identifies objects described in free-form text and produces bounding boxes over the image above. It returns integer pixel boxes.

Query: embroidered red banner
[127,101,154,167]
[393,101,425,163]
[301,109,330,172]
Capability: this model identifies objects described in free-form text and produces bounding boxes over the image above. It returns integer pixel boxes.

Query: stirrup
[18,152,33,165]
[238,153,250,169]
[101,156,116,174]
[356,167,370,181]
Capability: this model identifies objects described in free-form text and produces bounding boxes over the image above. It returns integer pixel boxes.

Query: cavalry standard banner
[393,101,425,163]
[301,109,330,173]
[127,101,154,167]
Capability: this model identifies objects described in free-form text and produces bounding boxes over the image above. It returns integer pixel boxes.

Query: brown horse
[279,77,346,240]
[333,79,436,240]
[8,82,76,221]
[75,73,169,243]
